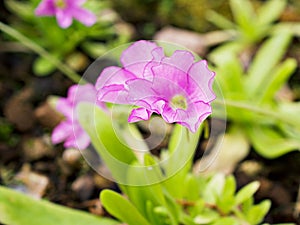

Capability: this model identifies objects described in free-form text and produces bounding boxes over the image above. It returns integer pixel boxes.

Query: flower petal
[51,121,72,144]
[64,126,90,150]
[98,84,129,104]
[121,41,164,78]
[72,8,97,27]
[35,0,55,16]
[56,8,73,28]
[151,64,188,99]
[128,108,152,123]
[56,98,73,119]
[162,50,195,74]
[68,84,97,104]
[188,60,216,103]
[96,67,135,90]
[177,101,212,132]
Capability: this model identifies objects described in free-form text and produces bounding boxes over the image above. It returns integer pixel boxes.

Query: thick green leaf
[77,103,137,183]
[257,0,286,26]
[0,186,118,225]
[203,174,225,204]
[246,33,292,97]
[205,10,235,30]
[100,190,151,225]
[247,125,300,158]
[229,0,257,41]
[230,0,255,30]
[258,58,297,103]
[211,217,239,225]
[235,181,260,206]
[246,200,271,224]
[217,176,236,214]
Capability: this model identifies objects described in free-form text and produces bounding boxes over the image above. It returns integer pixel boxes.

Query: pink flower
[52,84,105,150]
[96,41,215,132]
[35,0,97,28]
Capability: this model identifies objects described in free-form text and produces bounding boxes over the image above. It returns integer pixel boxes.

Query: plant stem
[0,21,85,84]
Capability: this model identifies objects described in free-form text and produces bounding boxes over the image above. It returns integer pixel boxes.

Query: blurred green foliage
[2,0,131,76]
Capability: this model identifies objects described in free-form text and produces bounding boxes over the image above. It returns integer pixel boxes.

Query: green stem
[214,99,298,126]
[0,21,85,84]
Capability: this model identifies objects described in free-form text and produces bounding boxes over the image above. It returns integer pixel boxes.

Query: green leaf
[81,42,108,59]
[259,58,297,103]
[246,33,292,97]
[203,174,225,204]
[5,0,35,21]
[0,186,118,225]
[246,200,271,224]
[235,181,260,206]
[211,217,239,225]
[257,0,286,26]
[183,174,200,201]
[247,125,300,158]
[229,0,257,41]
[100,190,151,225]
[230,0,255,29]
[77,103,137,183]
[205,10,235,30]
[217,176,236,214]
[163,124,202,198]
[33,57,56,76]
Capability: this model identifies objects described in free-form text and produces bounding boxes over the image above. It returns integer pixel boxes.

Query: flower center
[55,0,66,8]
[170,94,187,110]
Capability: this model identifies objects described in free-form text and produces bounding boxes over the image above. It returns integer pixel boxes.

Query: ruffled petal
[56,8,73,28]
[35,0,55,16]
[188,60,216,103]
[72,8,97,27]
[177,101,212,132]
[96,67,135,90]
[121,41,164,77]
[128,108,152,123]
[162,50,195,74]
[98,84,129,104]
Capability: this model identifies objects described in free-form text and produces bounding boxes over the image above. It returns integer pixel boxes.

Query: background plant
[2,0,132,78]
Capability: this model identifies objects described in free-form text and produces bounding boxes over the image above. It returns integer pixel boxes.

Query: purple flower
[96,41,215,132]
[52,84,105,150]
[35,0,97,28]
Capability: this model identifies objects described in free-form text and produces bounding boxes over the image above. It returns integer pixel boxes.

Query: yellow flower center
[170,95,187,110]
[55,0,66,8]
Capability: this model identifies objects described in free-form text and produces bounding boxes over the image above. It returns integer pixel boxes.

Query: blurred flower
[52,84,105,150]
[96,40,215,132]
[35,0,97,28]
